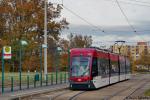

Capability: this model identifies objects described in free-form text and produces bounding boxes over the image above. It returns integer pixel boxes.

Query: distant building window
[132,53,134,55]
[137,42,147,45]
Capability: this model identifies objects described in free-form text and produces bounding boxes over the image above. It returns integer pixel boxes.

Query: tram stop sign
[3,46,12,59]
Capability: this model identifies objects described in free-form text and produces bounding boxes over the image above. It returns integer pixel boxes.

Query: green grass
[137,72,150,74]
[145,89,150,96]
[0,72,69,87]
[0,72,68,78]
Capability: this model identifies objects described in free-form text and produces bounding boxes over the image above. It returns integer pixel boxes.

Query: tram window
[71,56,90,77]
[92,57,98,77]
[120,60,125,74]
[98,58,101,76]
[110,61,119,76]
[126,59,131,73]
[129,61,131,73]
[98,58,109,78]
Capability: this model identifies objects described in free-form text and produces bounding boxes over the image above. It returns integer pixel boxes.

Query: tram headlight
[77,78,82,82]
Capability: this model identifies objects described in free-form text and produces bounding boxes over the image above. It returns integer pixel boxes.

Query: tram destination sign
[3,46,12,59]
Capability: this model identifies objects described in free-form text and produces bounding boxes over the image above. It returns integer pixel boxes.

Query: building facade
[111,42,150,61]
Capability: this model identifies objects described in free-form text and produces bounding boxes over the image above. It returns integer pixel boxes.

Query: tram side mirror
[92,71,97,77]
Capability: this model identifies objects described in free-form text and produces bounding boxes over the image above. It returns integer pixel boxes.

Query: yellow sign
[5,47,11,53]
[3,46,11,59]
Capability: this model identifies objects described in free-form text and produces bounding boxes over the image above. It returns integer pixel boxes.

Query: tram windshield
[71,56,90,77]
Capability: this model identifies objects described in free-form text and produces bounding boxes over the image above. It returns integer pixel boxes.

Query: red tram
[69,48,131,89]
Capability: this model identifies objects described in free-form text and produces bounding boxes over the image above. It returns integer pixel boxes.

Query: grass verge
[145,89,150,96]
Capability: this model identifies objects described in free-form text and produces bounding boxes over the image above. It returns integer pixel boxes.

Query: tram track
[14,74,150,100]
[124,80,150,100]
[27,79,147,100]
[50,90,72,100]
[29,90,86,100]
[49,90,86,100]
[13,87,69,100]
[102,78,150,100]
[15,87,86,100]
[68,91,86,100]
[52,79,142,100]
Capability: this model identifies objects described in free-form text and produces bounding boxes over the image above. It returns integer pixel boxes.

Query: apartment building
[111,42,150,61]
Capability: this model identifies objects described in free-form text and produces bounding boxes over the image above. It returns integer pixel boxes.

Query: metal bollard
[56,71,58,84]
[65,72,66,83]
[40,73,42,87]
[27,75,29,89]
[34,76,36,88]
[60,73,62,84]
[46,74,48,86]
[51,73,53,85]
[11,76,14,92]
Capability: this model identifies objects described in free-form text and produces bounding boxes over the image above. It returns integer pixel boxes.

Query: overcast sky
[49,0,150,47]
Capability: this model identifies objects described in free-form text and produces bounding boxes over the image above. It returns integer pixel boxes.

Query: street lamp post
[19,42,22,90]
[19,40,28,90]
[44,0,48,80]
[56,47,62,84]
[113,41,126,81]
[67,48,70,82]
[114,41,126,54]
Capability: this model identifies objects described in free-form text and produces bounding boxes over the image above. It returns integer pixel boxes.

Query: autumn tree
[129,55,136,73]
[68,33,92,48]
[0,0,68,71]
[136,52,150,72]
[56,34,92,71]
[59,38,69,51]
[55,38,69,71]
[0,0,68,48]
[54,34,93,71]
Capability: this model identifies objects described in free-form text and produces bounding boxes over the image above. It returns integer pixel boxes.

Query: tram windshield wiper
[80,69,89,77]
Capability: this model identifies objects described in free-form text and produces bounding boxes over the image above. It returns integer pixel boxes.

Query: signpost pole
[1,49,4,94]
[56,50,58,84]
[40,45,42,86]
[19,45,22,90]
[1,46,11,94]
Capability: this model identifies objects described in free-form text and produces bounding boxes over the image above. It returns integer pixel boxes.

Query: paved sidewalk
[0,83,69,100]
